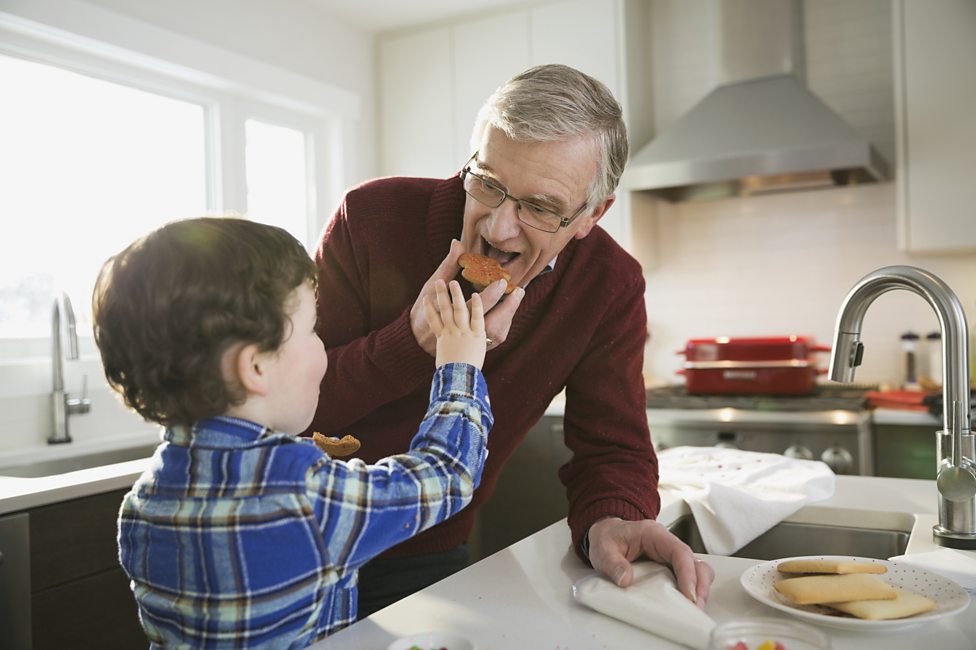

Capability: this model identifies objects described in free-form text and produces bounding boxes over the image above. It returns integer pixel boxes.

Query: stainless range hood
[622,0,889,202]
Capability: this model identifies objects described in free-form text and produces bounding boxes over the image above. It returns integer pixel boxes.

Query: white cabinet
[378,0,649,249]
[529,0,622,99]
[452,12,530,164]
[894,0,976,254]
[378,27,455,178]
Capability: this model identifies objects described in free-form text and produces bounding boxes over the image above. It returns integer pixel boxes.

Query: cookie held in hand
[312,432,361,457]
[458,252,514,294]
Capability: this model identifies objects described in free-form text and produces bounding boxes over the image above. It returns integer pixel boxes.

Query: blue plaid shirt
[118,363,491,649]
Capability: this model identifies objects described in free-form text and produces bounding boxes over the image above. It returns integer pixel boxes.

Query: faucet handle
[67,375,92,415]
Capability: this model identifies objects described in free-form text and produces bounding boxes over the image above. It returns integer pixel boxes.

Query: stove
[646,384,875,475]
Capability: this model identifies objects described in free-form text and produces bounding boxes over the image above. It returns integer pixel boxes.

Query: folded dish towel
[573,561,715,649]
[658,446,836,556]
[889,548,976,594]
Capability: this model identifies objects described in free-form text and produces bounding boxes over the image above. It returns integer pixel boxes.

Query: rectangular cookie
[827,589,936,620]
[774,573,897,605]
[777,559,887,575]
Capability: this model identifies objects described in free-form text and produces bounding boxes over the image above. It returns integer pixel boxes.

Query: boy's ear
[232,343,271,397]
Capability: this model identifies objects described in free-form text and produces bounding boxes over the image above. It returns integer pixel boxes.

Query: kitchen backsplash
[640,182,976,387]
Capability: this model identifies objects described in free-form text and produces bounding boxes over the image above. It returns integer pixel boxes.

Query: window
[0,52,328,348]
[0,53,207,338]
[245,119,311,246]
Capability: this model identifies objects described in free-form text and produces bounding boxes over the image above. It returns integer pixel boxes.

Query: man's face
[459,126,615,290]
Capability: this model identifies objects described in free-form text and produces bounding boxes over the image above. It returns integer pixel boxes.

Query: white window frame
[0,7,358,400]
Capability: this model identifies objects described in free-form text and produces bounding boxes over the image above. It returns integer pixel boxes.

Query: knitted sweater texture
[308,174,660,559]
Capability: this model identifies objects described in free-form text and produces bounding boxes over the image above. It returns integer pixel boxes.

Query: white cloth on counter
[889,548,976,593]
[658,446,836,556]
[572,561,715,649]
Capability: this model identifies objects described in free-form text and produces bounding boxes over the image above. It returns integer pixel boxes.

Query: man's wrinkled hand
[586,517,714,609]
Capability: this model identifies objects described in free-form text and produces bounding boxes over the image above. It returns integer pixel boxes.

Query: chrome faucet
[50,293,91,444]
[828,266,976,549]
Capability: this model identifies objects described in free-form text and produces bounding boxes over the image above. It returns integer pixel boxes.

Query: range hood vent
[622,1,889,202]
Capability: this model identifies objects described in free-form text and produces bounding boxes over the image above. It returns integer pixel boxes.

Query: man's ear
[573,193,616,239]
[230,342,271,397]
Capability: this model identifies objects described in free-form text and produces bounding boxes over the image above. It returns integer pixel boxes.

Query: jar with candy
[708,617,830,650]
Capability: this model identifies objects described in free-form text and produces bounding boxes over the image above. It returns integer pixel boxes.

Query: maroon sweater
[309,174,659,560]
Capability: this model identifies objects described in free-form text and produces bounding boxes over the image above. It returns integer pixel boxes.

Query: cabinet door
[895,0,976,253]
[529,0,622,98]
[379,27,455,178]
[474,415,570,560]
[29,488,146,649]
[452,12,531,164]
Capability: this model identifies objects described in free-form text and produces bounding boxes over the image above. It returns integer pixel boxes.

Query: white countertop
[0,430,159,514]
[3,437,973,649]
[313,476,976,650]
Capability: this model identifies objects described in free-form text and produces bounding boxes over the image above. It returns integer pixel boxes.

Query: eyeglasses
[460,152,589,233]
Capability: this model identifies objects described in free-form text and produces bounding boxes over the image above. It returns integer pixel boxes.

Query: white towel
[658,446,836,556]
[573,561,715,649]
[889,548,976,594]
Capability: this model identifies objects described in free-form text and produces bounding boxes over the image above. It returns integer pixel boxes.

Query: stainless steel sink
[0,444,157,478]
[668,506,913,560]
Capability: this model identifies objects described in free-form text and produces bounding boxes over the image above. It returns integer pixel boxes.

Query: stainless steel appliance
[646,384,872,475]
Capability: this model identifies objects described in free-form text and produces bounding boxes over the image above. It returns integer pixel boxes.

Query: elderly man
[309,63,713,618]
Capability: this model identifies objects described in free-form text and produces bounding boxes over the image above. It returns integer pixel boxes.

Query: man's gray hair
[470,64,628,207]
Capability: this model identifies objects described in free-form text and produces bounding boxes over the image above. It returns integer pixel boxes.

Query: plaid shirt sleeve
[306,361,492,569]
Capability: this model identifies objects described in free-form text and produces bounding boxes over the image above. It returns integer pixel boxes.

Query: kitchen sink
[668,506,913,560]
[0,444,158,478]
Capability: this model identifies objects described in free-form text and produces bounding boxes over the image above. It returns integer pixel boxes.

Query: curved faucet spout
[829,265,975,549]
[829,265,971,438]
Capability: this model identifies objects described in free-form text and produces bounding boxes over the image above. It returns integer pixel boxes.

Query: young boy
[92,216,491,648]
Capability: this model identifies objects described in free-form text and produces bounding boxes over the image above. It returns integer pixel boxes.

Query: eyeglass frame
[459,152,590,233]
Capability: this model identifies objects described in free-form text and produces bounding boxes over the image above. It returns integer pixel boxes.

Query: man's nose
[485,197,522,240]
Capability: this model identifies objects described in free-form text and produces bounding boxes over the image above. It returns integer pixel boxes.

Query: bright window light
[0,53,207,337]
[245,119,309,247]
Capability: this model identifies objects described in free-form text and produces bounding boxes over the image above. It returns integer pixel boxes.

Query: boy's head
[93,216,323,431]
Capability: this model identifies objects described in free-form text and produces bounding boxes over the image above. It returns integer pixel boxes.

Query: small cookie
[777,559,887,575]
[774,573,897,605]
[458,252,513,294]
[312,432,361,457]
[827,589,936,620]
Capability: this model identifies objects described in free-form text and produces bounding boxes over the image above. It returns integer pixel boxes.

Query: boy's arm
[306,362,492,568]
[307,277,491,568]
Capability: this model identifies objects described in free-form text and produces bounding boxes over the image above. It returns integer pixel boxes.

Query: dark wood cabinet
[27,488,147,650]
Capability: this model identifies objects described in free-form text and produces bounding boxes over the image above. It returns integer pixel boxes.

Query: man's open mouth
[483,240,519,267]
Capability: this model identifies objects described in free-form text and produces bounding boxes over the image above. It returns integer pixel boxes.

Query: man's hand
[410,240,525,355]
[587,517,714,609]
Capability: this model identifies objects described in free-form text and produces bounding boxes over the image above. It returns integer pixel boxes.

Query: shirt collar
[165,415,278,448]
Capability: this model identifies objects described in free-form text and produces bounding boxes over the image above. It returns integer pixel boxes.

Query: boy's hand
[423,279,486,369]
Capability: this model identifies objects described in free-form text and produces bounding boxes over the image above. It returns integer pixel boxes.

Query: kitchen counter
[313,476,976,649]
[2,440,973,649]
[0,430,159,514]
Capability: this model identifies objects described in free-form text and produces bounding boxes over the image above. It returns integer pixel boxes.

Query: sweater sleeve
[307,363,492,568]
[558,270,660,561]
[309,194,437,433]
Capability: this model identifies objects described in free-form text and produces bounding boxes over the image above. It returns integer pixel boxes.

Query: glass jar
[708,617,831,650]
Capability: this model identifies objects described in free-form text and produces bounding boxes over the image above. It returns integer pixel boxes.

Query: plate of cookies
[740,555,970,631]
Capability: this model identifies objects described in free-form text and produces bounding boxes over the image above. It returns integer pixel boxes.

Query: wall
[642,184,976,386]
[639,0,976,387]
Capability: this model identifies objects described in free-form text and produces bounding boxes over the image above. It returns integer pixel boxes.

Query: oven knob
[821,445,854,475]
[783,444,813,460]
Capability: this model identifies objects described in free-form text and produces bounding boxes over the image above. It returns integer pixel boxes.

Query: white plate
[387,631,476,650]
[740,555,971,631]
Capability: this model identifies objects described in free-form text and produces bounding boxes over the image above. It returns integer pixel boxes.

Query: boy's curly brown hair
[92,216,317,427]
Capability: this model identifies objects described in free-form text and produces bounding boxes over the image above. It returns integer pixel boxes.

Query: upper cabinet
[894,0,976,254]
[378,0,650,249]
